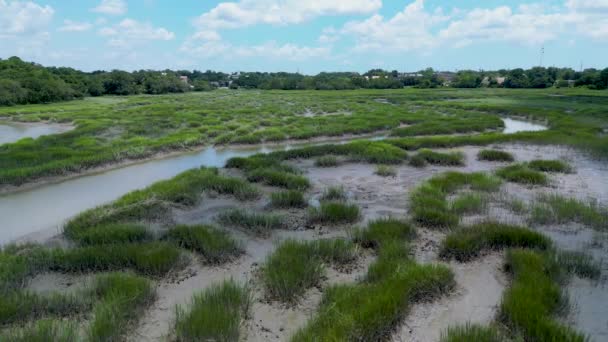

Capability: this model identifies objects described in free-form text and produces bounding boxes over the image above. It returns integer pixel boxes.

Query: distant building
[179,76,189,84]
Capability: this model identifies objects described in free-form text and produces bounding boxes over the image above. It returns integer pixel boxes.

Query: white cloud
[0,0,54,38]
[339,0,447,52]
[566,0,608,11]
[194,0,381,29]
[92,0,127,16]
[58,20,93,32]
[99,18,175,48]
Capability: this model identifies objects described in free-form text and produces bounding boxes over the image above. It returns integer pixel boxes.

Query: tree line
[1,56,607,106]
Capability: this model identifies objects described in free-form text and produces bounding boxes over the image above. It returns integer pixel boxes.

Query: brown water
[0,121,73,145]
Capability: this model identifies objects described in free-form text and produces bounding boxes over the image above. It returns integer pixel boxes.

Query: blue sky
[1,0,607,73]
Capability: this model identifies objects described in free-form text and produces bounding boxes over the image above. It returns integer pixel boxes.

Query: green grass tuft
[0,319,79,342]
[308,202,361,224]
[247,167,310,190]
[374,164,397,177]
[440,323,504,342]
[261,239,356,303]
[174,279,250,342]
[270,190,307,208]
[529,194,608,230]
[217,208,284,235]
[408,154,428,167]
[354,218,416,249]
[440,222,551,261]
[496,164,548,185]
[450,192,488,215]
[527,159,573,173]
[416,149,465,166]
[70,224,151,246]
[314,155,339,167]
[166,225,242,264]
[477,149,515,162]
[320,186,347,201]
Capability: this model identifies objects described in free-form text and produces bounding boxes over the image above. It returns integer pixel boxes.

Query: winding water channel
[0,121,74,145]
[0,118,547,244]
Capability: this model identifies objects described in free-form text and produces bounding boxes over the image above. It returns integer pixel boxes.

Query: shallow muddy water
[0,121,73,145]
[501,117,548,134]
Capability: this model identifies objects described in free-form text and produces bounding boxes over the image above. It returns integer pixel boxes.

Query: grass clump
[408,154,428,167]
[530,194,608,230]
[69,223,151,246]
[47,242,182,276]
[500,249,586,342]
[374,164,397,177]
[166,225,242,264]
[354,218,416,249]
[314,155,339,167]
[247,167,310,190]
[270,190,307,208]
[527,159,572,173]
[450,192,488,215]
[217,209,284,235]
[308,202,361,224]
[174,279,250,342]
[261,239,356,303]
[477,149,514,162]
[0,291,90,326]
[88,272,155,342]
[440,323,504,342]
[320,186,347,201]
[0,319,79,342]
[439,222,551,261]
[415,149,465,166]
[496,164,548,185]
[550,250,602,280]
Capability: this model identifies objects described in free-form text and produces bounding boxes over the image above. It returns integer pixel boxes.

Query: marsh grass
[500,249,586,342]
[477,149,514,162]
[440,323,504,342]
[496,164,548,185]
[217,208,284,235]
[505,197,528,214]
[550,250,602,280]
[261,239,356,303]
[530,194,608,230]
[527,159,573,173]
[320,186,347,201]
[174,279,250,342]
[246,167,310,190]
[408,154,428,167]
[88,272,155,342]
[71,223,151,246]
[47,242,182,276]
[439,222,551,261]
[166,225,242,264]
[374,164,397,177]
[0,290,90,326]
[270,190,307,208]
[0,319,79,342]
[415,149,465,166]
[315,155,339,167]
[354,218,416,249]
[450,192,488,215]
[308,201,361,224]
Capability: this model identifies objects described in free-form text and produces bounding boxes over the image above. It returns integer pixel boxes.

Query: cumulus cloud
[99,19,174,48]
[58,20,93,32]
[92,0,127,16]
[0,0,54,37]
[194,0,382,29]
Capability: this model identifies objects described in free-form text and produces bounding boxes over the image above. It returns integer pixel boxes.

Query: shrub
[174,279,250,342]
[315,155,339,167]
[217,209,284,235]
[477,149,514,162]
[308,202,360,224]
[439,222,551,261]
[166,225,242,264]
[270,190,307,208]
